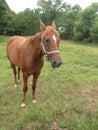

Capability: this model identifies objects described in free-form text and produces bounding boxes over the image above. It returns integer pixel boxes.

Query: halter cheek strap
[41,42,60,57]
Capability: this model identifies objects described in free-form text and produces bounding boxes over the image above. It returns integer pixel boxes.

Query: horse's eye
[45,39,49,44]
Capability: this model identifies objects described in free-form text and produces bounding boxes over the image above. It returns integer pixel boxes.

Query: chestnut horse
[7,20,62,107]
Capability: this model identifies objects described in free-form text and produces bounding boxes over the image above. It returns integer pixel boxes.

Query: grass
[0,36,98,130]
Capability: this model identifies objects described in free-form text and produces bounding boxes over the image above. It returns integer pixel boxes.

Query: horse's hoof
[14,84,17,88]
[21,103,26,107]
[32,100,37,103]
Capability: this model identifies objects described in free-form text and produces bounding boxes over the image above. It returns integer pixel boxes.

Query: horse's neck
[31,32,42,50]
[27,33,43,59]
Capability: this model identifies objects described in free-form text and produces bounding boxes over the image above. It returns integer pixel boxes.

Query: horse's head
[40,20,62,68]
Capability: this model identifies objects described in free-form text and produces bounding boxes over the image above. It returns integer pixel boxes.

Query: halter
[41,42,60,61]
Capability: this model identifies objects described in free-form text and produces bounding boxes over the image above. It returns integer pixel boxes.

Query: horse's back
[7,36,26,66]
[7,36,25,46]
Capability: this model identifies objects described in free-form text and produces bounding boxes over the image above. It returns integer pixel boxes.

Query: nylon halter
[40,42,60,61]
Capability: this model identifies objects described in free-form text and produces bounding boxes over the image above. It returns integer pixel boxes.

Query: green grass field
[0,35,98,130]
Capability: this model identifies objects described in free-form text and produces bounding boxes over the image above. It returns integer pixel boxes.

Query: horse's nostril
[53,60,56,65]
[51,60,62,68]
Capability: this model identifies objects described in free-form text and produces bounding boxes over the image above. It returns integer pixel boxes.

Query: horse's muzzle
[51,60,62,68]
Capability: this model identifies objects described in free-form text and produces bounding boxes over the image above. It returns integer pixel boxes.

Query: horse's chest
[23,58,44,75]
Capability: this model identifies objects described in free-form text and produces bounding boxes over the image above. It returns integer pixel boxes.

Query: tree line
[0,0,98,43]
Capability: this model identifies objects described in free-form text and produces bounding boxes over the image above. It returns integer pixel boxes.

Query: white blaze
[53,34,56,43]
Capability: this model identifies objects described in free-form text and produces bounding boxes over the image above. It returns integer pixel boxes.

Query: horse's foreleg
[32,73,40,103]
[11,64,17,88]
[21,72,28,107]
[18,68,20,82]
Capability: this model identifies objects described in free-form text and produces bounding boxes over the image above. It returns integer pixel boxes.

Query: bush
[73,32,83,41]
[90,17,98,43]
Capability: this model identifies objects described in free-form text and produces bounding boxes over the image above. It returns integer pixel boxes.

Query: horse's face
[40,21,62,68]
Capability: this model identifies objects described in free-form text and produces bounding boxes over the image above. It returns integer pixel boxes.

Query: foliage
[0,0,15,35]
[0,0,98,43]
[90,16,98,42]
[73,2,98,43]
[57,4,81,40]
[8,9,40,35]
[37,0,63,24]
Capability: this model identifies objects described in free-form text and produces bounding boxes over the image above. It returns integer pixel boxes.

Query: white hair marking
[53,34,56,43]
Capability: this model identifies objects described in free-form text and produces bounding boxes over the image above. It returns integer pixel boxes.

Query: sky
[6,0,98,13]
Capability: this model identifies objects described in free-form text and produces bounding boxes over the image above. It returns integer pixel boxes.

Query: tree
[0,0,98,44]
[90,16,98,42]
[0,0,14,34]
[10,8,40,35]
[73,2,98,43]
[37,0,63,24]
[57,4,81,39]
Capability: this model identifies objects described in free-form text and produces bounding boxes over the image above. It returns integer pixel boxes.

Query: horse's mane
[29,32,41,44]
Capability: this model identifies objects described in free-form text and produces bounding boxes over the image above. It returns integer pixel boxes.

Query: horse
[7,20,62,107]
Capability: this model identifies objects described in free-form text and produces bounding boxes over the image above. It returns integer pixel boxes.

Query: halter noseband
[41,42,60,61]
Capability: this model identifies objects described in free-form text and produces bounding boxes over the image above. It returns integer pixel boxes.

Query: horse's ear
[51,22,56,29]
[40,20,46,31]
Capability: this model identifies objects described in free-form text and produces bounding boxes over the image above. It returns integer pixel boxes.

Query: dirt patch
[81,83,98,112]
[51,121,68,130]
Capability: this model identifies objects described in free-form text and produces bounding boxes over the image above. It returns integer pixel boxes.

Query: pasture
[0,35,98,130]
